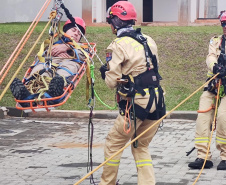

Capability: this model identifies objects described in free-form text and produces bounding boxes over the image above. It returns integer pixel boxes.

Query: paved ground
[0,116,226,185]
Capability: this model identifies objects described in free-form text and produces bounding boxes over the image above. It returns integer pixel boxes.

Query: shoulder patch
[106,50,112,62]
[210,36,220,44]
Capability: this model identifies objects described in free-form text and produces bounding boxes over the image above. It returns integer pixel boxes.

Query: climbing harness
[117,28,166,121]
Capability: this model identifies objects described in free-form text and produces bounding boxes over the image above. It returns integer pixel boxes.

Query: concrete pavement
[0,115,226,185]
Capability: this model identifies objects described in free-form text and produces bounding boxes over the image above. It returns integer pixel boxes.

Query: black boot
[10,78,31,100]
[188,158,213,169]
[47,76,64,97]
[10,78,31,107]
[217,160,226,170]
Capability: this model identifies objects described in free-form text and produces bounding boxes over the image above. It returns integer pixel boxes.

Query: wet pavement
[0,116,226,185]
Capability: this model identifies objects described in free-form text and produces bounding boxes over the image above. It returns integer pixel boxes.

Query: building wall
[92,0,105,23]
[129,0,143,24]
[153,0,178,22]
[178,0,190,25]
[190,0,197,22]
[82,0,92,24]
[0,0,82,23]
[2,0,226,24]
[198,0,226,19]
[198,0,205,18]
[218,0,226,15]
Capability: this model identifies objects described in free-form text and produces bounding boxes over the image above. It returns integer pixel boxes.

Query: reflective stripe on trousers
[106,158,120,167]
[216,136,226,144]
[136,159,152,167]
[195,137,210,143]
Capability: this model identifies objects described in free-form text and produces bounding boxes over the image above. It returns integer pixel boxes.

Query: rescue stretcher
[15,42,96,113]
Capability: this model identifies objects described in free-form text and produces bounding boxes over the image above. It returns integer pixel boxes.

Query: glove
[213,63,226,78]
[99,63,109,80]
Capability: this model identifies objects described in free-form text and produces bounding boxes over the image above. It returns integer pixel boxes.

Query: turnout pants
[99,114,159,185]
[195,91,226,160]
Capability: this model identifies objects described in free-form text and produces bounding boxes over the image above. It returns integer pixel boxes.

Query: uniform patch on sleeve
[106,51,112,62]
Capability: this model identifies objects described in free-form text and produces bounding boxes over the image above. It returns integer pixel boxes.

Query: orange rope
[192,79,221,185]
[0,0,51,85]
[197,104,215,113]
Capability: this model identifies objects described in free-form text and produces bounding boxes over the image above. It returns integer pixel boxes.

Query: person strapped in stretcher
[10,17,89,107]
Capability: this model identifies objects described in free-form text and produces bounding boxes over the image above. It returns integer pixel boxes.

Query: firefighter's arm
[105,42,127,89]
[206,37,220,72]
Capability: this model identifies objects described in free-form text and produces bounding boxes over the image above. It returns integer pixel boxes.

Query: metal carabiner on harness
[49,0,64,35]
[44,57,52,71]
[52,0,64,10]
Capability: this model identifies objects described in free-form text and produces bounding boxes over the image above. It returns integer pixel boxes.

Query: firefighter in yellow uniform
[188,11,226,170]
[99,1,165,184]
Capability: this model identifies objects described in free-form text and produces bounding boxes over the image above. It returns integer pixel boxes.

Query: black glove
[213,63,226,78]
[99,63,109,80]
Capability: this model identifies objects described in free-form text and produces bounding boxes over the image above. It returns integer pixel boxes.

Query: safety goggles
[221,22,226,27]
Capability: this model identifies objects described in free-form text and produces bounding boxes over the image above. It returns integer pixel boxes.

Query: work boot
[47,76,64,97]
[188,158,213,169]
[217,160,226,170]
[10,78,31,107]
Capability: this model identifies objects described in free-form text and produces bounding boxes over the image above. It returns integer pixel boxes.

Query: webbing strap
[221,35,225,54]
[57,66,77,76]
[119,28,162,80]
[145,87,156,113]
[37,39,51,62]
[119,29,153,68]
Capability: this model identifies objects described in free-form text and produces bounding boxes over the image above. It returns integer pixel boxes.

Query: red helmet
[63,17,86,34]
[109,1,137,21]
[221,12,226,22]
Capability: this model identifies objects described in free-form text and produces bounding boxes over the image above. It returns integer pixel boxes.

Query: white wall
[218,0,226,15]
[190,0,197,22]
[153,0,178,22]
[92,0,105,23]
[198,0,205,18]
[0,0,82,23]
[129,0,143,24]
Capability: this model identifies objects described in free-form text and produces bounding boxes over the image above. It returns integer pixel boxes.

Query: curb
[4,107,198,120]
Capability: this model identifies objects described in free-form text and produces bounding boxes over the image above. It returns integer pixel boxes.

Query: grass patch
[0,22,222,111]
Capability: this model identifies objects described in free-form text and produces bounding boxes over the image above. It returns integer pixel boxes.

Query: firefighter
[188,11,226,170]
[99,1,165,184]
[10,17,86,103]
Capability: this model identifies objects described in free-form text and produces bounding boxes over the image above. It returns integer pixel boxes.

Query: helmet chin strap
[110,21,118,34]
